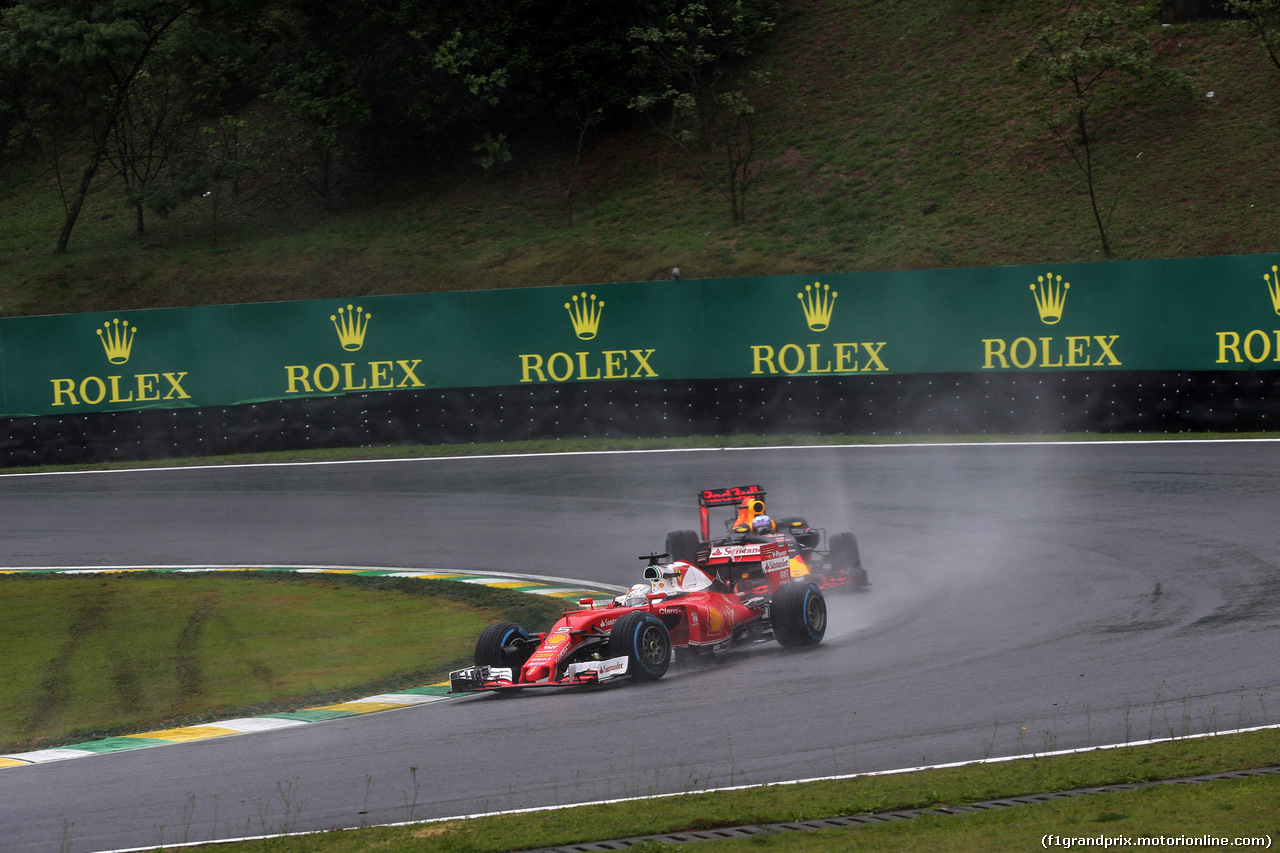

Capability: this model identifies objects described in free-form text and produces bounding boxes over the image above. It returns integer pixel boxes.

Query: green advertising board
[230,293,474,402]
[463,280,706,386]
[3,252,1279,418]
[0,305,239,418]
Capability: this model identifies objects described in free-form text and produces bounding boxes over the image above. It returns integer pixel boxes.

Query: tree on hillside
[1016,2,1189,258]
[629,1,778,225]
[3,0,210,252]
[104,56,200,238]
[1226,0,1280,73]
[2,0,272,250]
[255,0,431,188]
[422,0,683,219]
[227,0,684,206]
[3,0,779,252]
[0,19,35,158]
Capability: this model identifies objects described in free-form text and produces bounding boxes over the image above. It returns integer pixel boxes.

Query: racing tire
[772,581,827,648]
[609,611,672,682]
[474,621,534,670]
[829,532,863,570]
[665,529,701,564]
[829,531,868,587]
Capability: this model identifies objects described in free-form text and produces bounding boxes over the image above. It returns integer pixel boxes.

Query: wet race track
[1,441,1278,852]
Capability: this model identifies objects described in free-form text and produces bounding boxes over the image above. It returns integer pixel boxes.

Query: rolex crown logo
[96,318,137,364]
[331,304,371,351]
[1265,265,1280,316]
[1030,272,1070,325]
[565,292,604,340]
[798,282,837,331]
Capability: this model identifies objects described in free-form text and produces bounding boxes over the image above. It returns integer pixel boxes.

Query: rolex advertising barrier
[2,252,1279,465]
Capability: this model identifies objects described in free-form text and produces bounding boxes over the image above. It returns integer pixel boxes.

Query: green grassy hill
[2,1,1278,319]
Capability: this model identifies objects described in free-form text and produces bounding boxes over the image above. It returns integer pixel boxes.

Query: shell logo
[707,607,725,634]
[545,634,568,645]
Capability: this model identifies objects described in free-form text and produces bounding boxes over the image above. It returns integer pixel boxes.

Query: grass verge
[0,571,567,753]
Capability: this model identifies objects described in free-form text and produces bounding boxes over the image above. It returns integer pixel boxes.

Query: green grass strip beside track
[0,569,599,763]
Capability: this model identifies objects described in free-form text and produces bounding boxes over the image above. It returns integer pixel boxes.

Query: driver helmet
[752,514,775,535]
[619,582,649,607]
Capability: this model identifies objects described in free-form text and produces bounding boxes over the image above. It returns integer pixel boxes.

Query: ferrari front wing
[448,665,514,693]
[448,656,631,693]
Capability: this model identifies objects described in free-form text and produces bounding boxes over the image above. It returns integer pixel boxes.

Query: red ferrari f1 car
[448,546,827,693]
[664,484,868,592]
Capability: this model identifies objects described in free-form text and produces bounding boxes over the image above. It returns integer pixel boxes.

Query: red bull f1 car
[664,484,869,593]
[448,546,827,693]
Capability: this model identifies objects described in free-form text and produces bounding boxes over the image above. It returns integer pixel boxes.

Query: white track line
[4,437,1279,479]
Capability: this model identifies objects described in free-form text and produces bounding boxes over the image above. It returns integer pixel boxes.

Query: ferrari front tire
[609,611,672,681]
[474,621,533,670]
[772,581,827,648]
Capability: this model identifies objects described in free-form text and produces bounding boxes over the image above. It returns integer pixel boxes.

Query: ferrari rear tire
[474,621,533,670]
[665,529,701,563]
[772,581,827,648]
[609,611,672,681]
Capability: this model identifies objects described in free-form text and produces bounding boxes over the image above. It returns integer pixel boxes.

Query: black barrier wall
[4,371,1279,467]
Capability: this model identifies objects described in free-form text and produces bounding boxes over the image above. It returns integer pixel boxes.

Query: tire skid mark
[27,584,111,731]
